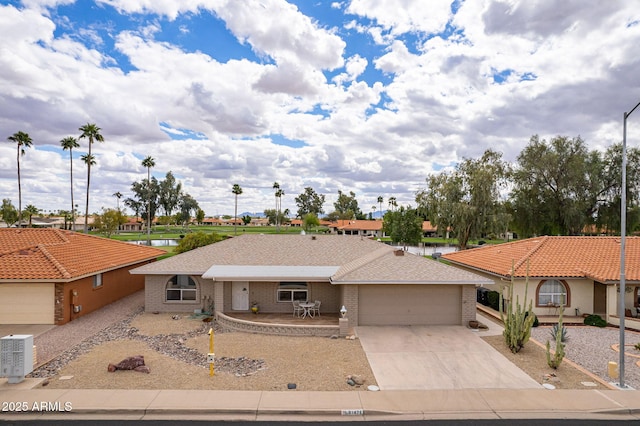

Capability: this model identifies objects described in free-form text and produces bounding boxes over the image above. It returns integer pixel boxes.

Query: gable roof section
[442,236,640,283]
[0,228,166,282]
[132,234,492,285]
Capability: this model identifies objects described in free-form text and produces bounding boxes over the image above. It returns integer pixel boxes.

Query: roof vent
[394,249,404,256]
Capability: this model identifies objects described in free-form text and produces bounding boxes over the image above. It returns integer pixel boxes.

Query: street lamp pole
[619,100,640,389]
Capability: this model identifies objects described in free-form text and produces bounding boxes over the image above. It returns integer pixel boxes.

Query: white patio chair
[292,300,303,317]
[311,300,321,317]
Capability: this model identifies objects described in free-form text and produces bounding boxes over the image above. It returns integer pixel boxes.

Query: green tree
[159,171,182,219]
[417,149,509,249]
[195,208,205,224]
[79,123,104,233]
[60,136,80,231]
[382,206,423,248]
[333,190,363,220]
[177,193,199,226]
[1,199,18,227]
[264,208,288,226]
[175,231,222,254]
[23,204,39,227]
[242,214,252,225]
[295,187,325,218]
[232,183,243,235]
[141,156,156,242]
[302,212,320,231]
[8,131,33,227]
[93,208,127,237]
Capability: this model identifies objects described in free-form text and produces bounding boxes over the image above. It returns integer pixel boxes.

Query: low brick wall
[215,312,339,337]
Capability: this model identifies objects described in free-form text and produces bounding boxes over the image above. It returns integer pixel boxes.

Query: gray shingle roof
[130,234,491,285]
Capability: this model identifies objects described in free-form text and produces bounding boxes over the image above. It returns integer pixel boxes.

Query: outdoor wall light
[340,305,347,318]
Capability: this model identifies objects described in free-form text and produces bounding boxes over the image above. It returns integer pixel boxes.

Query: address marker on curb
[341,409,364,416]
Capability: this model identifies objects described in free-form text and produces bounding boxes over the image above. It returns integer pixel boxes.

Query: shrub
[634,342,640,351]
[584,314,607,327]
[487,290,501,311]
[174,231,222,254]
[549,324,568,342]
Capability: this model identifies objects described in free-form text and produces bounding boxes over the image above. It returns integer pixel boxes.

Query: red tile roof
[442,236,640,283]
[338,220,382,231]
[0,228,166,281]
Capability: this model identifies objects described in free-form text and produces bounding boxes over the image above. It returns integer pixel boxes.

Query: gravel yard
[530,325,640,389]
[30,311,376,391]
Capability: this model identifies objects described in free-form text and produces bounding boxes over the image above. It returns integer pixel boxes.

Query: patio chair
[311,300,321,317]
[292,300,303,317]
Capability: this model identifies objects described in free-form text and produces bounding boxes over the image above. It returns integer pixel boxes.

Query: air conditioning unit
[0,335,34,384]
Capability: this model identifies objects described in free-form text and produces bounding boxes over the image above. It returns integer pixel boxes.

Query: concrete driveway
[356,325,542,390]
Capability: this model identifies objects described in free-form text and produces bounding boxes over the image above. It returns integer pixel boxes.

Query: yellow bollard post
[208,328,215,377]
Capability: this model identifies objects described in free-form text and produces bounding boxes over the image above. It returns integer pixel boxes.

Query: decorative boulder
[108,355,148,373]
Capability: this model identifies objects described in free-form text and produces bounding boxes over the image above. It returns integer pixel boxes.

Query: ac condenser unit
[0,335,34,384]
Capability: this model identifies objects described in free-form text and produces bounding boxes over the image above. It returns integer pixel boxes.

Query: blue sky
[1,0,639,217]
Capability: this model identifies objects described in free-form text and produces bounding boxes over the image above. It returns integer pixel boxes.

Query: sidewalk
[1,387,640,421]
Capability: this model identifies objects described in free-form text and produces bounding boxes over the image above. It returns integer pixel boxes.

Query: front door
[232,281,249,311]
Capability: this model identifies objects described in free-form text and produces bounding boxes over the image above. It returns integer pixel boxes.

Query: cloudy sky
[1,0,639,218]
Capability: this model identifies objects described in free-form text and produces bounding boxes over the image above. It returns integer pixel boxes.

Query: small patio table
[299,302,315,319]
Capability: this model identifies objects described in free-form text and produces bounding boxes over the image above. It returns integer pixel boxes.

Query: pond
[127,239,179,247]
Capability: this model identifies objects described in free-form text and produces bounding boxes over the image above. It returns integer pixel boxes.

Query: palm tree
[141,156,155,243]
[8,131,33,227]
[232,183,243,235]
[273,182,280,231]
[79,123,104,233]
[273,182,284,233]
[23,204,39,227]
[372,205,376,219]
[388,197,397,212]
[377,196,383,219]
[113,191,122,211]
[60,136,80,231]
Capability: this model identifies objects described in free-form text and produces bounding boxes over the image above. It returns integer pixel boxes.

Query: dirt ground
[482,335,611,390]
[36,312,611,391]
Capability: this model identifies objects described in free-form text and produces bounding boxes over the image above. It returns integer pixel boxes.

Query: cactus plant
[500,260,536,353]
[546,306,566,369]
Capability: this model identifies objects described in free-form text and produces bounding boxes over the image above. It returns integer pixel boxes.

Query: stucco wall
[222,281,339,313]
[144,274,213,313]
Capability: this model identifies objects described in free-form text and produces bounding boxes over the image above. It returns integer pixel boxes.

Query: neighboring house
[442,236,640,330]
[336,220,384,238]
[0,228,165,325]
[130,234,492,326]
[249,218,270,226]
[120,217,143,232]
[422,221,438,237]
[202,217,223,226]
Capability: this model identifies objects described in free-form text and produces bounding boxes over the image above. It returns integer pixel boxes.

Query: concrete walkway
[356,325,541,390]
[1,387,640,421]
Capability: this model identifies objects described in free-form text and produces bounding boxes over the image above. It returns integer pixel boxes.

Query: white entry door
[232,281,249,310]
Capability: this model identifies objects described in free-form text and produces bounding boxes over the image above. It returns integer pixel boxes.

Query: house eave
[330,280,494,285]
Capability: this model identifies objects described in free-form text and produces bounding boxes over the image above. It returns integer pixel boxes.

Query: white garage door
[358,284,462,326]
[0,284,55,324]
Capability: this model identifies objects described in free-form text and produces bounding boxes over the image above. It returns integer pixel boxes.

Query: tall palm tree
[232,183,243,236]
[23,204,39,228]
[273,182,280,231]
[8,131,33,227]
[113,191,122,211]
[141,156,155,243]
[79,123,104,233]
[80,153,96,229]
[377,196,383,219]
[60,136,80,231]
[388,196,397,212]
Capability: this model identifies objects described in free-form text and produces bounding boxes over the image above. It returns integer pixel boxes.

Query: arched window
[166,275,197,301]
[537,279,568,306]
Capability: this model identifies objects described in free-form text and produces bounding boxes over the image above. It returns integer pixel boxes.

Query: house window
[277,282,308,302]
[93,273,103,289]
[166,275,197,301]
[537,279,568,306]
